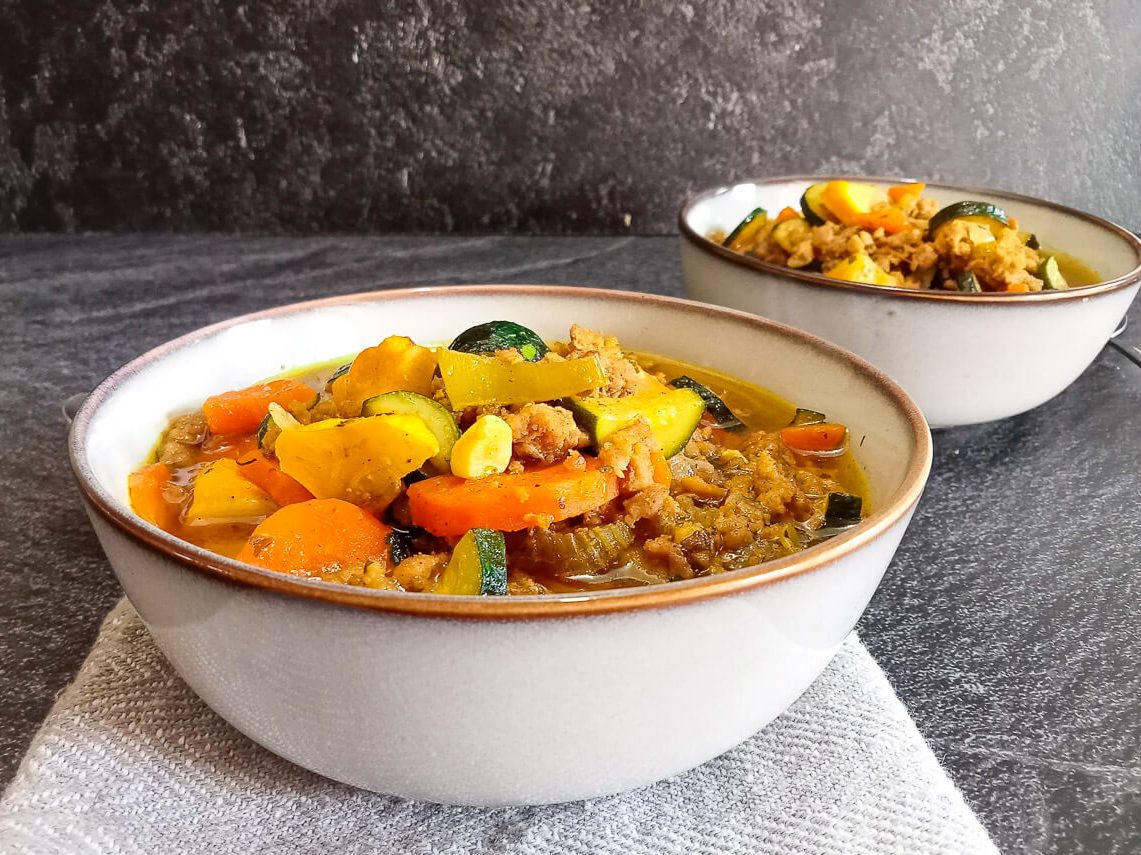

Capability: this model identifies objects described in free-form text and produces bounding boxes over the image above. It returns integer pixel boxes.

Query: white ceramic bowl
[70,286,931,806]
[680,177,1141,428]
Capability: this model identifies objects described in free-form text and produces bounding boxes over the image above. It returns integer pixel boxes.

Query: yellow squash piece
[275,413,440,510]
[334,336,439,416]
[186,458,278,525]
[825,253,899,287]
[820,181,890,226]
[438,350,604,409]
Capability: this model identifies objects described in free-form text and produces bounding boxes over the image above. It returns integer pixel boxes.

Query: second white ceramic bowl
[680,177,1141,428]
[70,286,931,805]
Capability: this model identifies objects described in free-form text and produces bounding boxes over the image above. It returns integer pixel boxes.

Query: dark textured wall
[0,0,1138,233]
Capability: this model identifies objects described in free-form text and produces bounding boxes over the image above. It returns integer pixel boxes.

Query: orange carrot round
[407,456,619,537]
[202,379,316,436]
[779,423,848,453]
[236,498,392,574]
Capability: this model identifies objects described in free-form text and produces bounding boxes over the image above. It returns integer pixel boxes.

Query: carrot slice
[860,206,911,235]
[774,206,801,224]
[202,379,316,436]
[888,182,925,204]
[236,498,392,574]
[407,455,619,537]
[235,449,314,507]
[779,423,848,453]
[128,463,174,528]
[650,450,672,487]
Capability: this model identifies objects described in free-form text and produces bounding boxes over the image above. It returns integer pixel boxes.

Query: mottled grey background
[0,0,1138,233]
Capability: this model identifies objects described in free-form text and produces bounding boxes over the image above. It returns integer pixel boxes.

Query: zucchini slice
[823,492,863,527]
[564,387,706,458]
[790,407,826,426]
[809,491,865,543]
[771,217,812,254]
[722,207,767,251]
[956,270,982,293]
[928,201,1009,236]
[450,320,549,362]
[1039,255,1069,290]
[435,528,507,596]
[800,182,834,226]
[669,376,744,430]
[361,391,460,473]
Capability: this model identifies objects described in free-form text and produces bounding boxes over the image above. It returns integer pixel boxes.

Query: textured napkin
[0,600,997,855]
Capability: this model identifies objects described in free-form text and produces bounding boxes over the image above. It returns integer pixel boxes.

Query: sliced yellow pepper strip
[275,413,439,511]
[438,350,604,409]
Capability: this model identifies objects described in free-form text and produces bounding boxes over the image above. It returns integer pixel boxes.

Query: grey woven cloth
[0,600,997,854]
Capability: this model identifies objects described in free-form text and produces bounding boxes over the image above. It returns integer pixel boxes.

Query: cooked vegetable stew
[130,323,869,595]
[711,180,1100,292]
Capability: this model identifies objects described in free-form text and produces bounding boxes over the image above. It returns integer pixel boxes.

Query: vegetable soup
[129,322,869,595]
[712,180,1100,292]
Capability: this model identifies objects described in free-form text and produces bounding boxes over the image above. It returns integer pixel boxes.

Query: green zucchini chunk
[450,320,549,362]
[435,528,508,596]
[800,183,834,226]
[669,376,744,430]
[1039,255,1069,290]
[956,270,982,293]
[564,387,706,458]
[824,492,863,527]
[722,207,767,248]
[361,390,461,473]
[790,407,827,426]
[928,201,1009,235]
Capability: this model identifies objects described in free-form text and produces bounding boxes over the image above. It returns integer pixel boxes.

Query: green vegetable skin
[790,407,826,426]
[450,320,549,362]
[435,529,507,596]
[823,492,863,527]
[956,270,982,293]
[565,387,706,458]
[256,412,273,448]
[669,376,744,430]
[723,207,767,249]
[927,201,1009,235]
[362,390,460,472]
[800,183,833,226]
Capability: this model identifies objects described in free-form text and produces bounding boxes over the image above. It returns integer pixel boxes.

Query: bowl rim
[678,174,1141,303]
[70,284,932,621]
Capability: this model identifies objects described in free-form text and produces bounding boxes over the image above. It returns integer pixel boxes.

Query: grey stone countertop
[2,235,1138,854]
